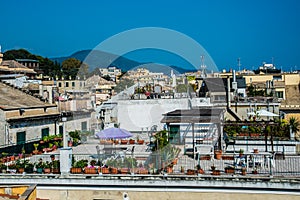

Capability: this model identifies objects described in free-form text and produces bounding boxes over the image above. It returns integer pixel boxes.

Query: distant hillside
[51,50,193,74]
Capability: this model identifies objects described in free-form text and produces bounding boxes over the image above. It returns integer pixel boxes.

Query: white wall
[117,99,191,132]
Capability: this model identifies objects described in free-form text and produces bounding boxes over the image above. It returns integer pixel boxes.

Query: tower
[200,55,206,78]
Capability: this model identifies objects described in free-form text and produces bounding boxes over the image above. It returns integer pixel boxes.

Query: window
[58,82,62,87]
[169,125,180,144]
[41,128,49,139]
[59,125,63,135]
[276,91,284,98]
[65,82,69,87]
[81,121,87,131]
[72,82,75,87]
[17,131,26,145]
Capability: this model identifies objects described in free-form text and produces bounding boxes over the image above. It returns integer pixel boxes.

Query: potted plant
[196,164,204,174]
[241,167,247,175]
[214,149,222,160]
[137,136,144,145]
[84,160,97,174]
[35,159,44,173]
[224,166,235,174]
[252,167,258,174]
[71,159,88,174]
[121,139,128,145]
[186,169,195,175]
[0,163,7,173]
[43,161,51,174]
[15,160,25,173]
[32,143,40,155]
[129,138,135,144]
[25,162,34,173]
[212,169,221,175]
[51,160,60,174]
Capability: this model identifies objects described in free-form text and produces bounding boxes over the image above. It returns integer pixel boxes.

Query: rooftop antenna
[200,55,206,78]
[237,57,241,72]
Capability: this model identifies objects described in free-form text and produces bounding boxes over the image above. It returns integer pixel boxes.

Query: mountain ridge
[50,49,195,75]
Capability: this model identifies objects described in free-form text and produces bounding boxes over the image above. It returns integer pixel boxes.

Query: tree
[114,78,134,93]
[289,117,300,135]
[61,58,87,79]
[3,49,60,79]
[77,63,89,79]
[152,130,169,151]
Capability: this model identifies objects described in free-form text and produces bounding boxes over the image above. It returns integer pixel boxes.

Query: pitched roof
[0,81,53,109]
[203,78,226,92]
[0,60,36,74]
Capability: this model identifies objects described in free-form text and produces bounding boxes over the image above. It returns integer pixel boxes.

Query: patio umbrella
[247,110,279,117]
[256,109,279,117]
[95,127,133,139]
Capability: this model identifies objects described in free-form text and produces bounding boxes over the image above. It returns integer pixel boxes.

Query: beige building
[0,81,60,146]
[0,52,36,77]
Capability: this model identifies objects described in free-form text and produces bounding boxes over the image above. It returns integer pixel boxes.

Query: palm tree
[289,117,300,137]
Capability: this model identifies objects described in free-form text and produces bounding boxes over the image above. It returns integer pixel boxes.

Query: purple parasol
[95,127,133,139]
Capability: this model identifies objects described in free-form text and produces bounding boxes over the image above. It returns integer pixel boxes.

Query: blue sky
[1,0,300,71]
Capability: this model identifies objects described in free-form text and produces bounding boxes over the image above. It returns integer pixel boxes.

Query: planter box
[222,155,234,160]
[138,169,149,174]
[110,167,118,174]
[211,170,221,175]
[120,168,129,174]
[225,168,235,174]
[100,168,109,174]
[70,167,82,174]
[186,169,195,175]
[200,155,211,160]
[84,167,97,174]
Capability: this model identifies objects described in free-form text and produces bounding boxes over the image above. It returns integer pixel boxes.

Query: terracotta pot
[186,169,195,175]
[44,168,51,174]
[214,150,222,160]
[129,140,135,144]
[198,168,205,174]
[166,167,173,174]
[52,168,60,174]
[18,168,24,173]
[121,140,128,145]
[225,168,235,174]
[222,155,234,160]
[137,140,144,145]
